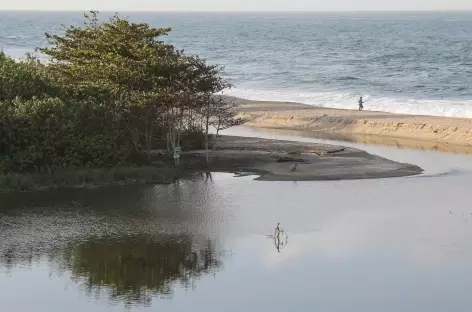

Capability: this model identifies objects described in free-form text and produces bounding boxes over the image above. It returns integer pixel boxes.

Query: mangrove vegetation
[0,12,243,191]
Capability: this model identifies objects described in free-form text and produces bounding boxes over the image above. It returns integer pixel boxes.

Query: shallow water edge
[0,135,423,193]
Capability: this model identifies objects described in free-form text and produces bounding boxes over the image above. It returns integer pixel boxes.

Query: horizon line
[1,9,472,12]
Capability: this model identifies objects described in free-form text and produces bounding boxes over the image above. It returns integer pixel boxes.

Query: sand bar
[234,98,472,153]
[182,136,423,181]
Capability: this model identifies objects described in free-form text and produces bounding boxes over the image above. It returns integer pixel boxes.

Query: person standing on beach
[358,96,364,111]
[173,141,181,167]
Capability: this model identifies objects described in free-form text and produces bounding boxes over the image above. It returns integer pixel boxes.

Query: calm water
[2,129,472,311]
[1,11,472,117]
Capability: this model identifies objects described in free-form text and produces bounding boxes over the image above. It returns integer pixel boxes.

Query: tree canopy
[0,11,242,174]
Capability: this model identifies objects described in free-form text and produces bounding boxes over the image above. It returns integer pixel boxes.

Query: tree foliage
[0,11,241,174]
[0,52,56,101]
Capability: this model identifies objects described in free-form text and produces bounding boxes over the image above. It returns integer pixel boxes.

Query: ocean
[1,11,472,117]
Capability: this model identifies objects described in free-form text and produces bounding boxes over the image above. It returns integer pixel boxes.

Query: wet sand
[234,98,472,152]
[186,136,423,180]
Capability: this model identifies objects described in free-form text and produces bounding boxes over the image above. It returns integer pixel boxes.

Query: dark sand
[181,136,423,181]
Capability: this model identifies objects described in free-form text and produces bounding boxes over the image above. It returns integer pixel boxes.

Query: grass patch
[0,166,181,193]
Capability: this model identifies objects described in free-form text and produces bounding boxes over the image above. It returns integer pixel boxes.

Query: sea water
[1,11,472,117]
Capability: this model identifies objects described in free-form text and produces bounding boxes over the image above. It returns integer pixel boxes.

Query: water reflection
[0,174,232,308]
[1,232,224,306]
[273,234,288,253]
[268,223,289,253]
[246,127,472,154]
[4,165,472,311]
[55,235,222,305]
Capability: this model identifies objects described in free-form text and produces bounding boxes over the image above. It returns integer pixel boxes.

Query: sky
[1,0,472,11]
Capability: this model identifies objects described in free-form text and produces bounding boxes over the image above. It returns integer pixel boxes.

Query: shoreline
[233,97,472,153]
[0,136,422,193]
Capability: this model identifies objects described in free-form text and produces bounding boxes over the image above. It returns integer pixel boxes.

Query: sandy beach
[234,98,472,153]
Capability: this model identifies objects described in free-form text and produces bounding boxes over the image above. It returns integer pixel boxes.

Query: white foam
[226,87,472,119]
[4,49,472,119]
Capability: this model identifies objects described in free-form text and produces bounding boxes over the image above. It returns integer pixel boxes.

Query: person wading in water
[358,96,364,111]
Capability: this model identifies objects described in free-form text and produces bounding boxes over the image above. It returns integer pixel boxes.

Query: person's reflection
[273,233,288,253]
[274,235,281,253]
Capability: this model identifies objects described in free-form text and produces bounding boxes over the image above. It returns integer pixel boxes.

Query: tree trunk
[210,119,221,164]
[128,115,139,154]
[145,114,151,164]
[204,115,210,166]
[149,117,153,153]
[168,107,176,152]
[209,121,221,165]
[176,108,184,146]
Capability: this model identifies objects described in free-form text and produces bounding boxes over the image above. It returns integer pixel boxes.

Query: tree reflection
[54,235,224,305]
[1,230,225,306]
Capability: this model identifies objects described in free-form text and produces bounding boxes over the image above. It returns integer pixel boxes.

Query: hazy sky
[1,0,471,11]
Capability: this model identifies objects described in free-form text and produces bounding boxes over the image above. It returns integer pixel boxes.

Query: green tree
[0,52,56,101]
[0,11,242,175]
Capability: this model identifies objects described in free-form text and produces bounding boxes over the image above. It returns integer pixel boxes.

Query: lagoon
[2,128,472,312]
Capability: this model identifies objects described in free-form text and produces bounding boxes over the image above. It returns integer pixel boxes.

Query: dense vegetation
[0,12,241,177]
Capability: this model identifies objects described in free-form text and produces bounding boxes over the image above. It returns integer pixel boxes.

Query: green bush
[0,166,180,192]
[0,52,57,101]
[0,97,133,173]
